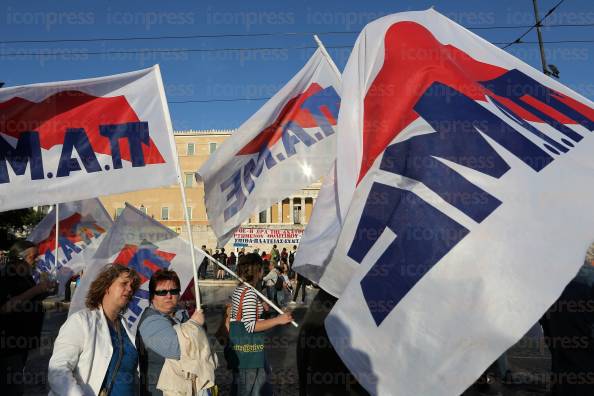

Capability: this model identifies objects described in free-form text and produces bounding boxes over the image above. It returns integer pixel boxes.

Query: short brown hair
[149,269,180,302]
[86,264,141,310]
[237,253,263,286]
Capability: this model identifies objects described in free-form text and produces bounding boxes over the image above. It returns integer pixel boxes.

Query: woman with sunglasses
[137,269,207,395]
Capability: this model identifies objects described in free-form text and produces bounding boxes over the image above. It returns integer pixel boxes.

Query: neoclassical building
[100,129,320,250]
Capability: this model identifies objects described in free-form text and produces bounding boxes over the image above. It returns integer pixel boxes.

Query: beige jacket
[157,321,218,395]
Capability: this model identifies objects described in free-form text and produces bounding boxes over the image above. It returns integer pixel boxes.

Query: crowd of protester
[4,237,594,395]
[197,244,310,307]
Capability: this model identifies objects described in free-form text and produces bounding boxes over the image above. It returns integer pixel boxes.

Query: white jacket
[48,307,137,396]
[157,321,218,395]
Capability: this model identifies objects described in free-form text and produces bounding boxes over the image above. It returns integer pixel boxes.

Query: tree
[0,208,45,250]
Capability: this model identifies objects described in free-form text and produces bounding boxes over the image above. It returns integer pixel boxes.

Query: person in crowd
[262,261,279,306]
[137,269,211,395]
[238,248,245,259]
[0,240,55,396]
[288,245,297,268]
[227,252,237,279]
[212,249,220,278]
[216,248,228,280]
[228,253,293,395]
[292,271,308,305]
[260,251,270,274]
[198,245,209,280]
[277,263,292,308]
[280,247,288,262]
[270,245,280,267]
[297,289,369,396]
[48,264,141,395]
[540,260,594,396]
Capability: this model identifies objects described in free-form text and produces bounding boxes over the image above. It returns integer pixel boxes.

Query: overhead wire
[0,20,591,45]
[2,39,594,58]
[501,0,567,49]
[2,2,589,105]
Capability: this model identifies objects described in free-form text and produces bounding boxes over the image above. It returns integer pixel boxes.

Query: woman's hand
[34,280,55,295]
[275,312,293,325]
[190,309,205,326]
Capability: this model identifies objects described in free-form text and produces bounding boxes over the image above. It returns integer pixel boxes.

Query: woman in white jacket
[48,264,141,396]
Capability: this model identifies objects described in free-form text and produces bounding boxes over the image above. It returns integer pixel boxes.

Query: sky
[1,0,592,131]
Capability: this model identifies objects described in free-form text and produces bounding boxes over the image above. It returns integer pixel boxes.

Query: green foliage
[0,208,45,250]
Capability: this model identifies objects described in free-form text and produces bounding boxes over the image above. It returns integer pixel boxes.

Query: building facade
[100,130,320,251]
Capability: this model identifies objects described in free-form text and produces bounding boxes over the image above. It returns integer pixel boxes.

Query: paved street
[24,284,553,396]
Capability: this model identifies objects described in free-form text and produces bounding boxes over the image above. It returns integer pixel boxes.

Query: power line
[3,39,594,59]
[0,31,355,44]
[1,21,592,45]
[502,0,567,49]
[169,97,270,104]
[0,45,353,58]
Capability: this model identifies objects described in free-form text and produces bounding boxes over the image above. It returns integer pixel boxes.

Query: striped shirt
[230,285,263,333]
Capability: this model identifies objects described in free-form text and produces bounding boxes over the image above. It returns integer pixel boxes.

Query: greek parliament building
[100,130,320,251]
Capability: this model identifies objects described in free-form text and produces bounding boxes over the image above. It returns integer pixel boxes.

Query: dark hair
[237,253,263,286]
[149,269,181,302]
[86,264,141,310]
[8,240,36,262]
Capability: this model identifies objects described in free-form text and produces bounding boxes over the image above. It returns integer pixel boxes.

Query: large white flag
[0,66,179,211]
[197,49,341,246]
[323,9,594,395]
[69,204,204,331]
[27,198,113,295]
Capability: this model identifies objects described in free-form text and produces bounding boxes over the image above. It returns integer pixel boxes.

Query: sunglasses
[154,288,181,296]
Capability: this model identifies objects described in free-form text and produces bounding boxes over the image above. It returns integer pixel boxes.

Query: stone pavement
[24,284,553,396]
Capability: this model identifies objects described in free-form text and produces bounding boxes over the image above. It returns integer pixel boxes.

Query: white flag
[197,49,341,246]
[0,66,179,211]
[291,162,345,294]
[69,204,204,331]
[27,198,113,295]
[325,9,594,395]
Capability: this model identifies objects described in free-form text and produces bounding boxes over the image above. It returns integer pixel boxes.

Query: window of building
[282,198,290,223]
[259,210,267,223]
[184,173,194,187]
[115,207,124,218]
[293,198,302,224]
[185,207,193,220]
[209,142,217,154]
[161,207,169,220]
[187,143,195,156]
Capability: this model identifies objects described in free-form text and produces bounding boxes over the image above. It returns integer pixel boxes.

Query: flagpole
[313,35,342,81]
[153,64,202,309]
[197,247,299,328]
[178,182,201,308]
[54,203,59,275]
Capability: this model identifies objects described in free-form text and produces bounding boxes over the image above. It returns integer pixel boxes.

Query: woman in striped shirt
[230,253,293,395]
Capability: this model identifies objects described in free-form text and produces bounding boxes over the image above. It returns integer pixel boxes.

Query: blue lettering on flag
[0,131,44,184]
[56,129,101,177]
[128,289,150,321]
[220,85,340,221]
[351,69,593,326]
[126,246,172,281]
